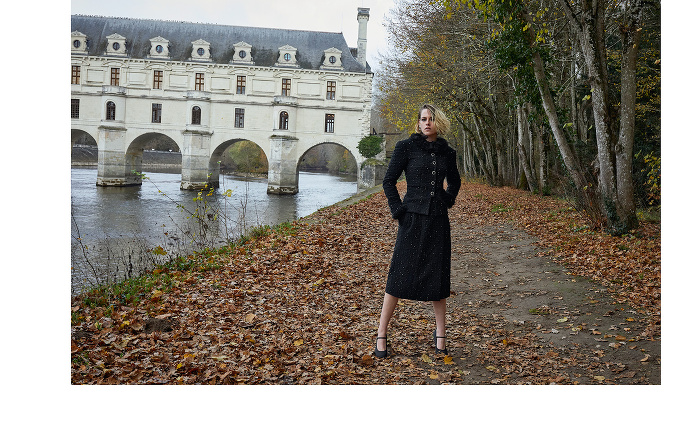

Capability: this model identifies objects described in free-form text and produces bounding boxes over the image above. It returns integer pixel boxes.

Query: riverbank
[71,180,660,385]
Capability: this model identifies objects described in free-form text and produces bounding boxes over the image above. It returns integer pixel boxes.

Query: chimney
[356,7,370,68]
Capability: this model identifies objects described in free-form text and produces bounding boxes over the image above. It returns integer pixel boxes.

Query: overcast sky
[70,0,397,72]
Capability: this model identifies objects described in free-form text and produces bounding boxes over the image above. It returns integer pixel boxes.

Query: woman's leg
[432,298,447,350]
[377,293,399,351]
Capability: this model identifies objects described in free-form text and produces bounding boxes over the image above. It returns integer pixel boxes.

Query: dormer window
[276,45,298,67]
[232,42,253,65]
[71,31,88,55]
[321,48,343,70]
[149,36,170,59]
[191,39,212,62]
[105,33,127,56]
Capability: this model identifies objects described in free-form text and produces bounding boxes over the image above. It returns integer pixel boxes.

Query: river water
[71,167,357,293]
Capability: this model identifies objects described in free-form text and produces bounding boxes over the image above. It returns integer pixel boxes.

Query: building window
[235,108,245,128]
[110,67,120,86]
[236,75,246,94]
[195,73,204,91]
[106,101,116,121]
[152,103,162,123]
[282,78,291,96]
[325,114,335,133]
[153,70,163,89]
[72,65,80,85]
[192,106,201,125]
[326,81,336,100]
[279,111,289,130]
[71,99,80,119]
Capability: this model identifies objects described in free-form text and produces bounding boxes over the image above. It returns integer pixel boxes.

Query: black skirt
[385,212,451,301]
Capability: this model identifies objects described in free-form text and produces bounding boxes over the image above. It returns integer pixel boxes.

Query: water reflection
[71,168,357,292]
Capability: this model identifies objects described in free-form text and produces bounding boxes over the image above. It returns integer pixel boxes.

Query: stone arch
[125,132,182,184]
[72,128,98,166]
[209,138,269,186]
[297,142,357,176]
[71,128,98,147]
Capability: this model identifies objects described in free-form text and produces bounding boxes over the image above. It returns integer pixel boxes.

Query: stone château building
[71,8,372,193]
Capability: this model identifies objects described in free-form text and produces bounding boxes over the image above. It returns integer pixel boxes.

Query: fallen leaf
[294,339,304,346]
[443,355,454,365]
[421,354,433,363]
[594,375,605,382]
[557,317,569,323]
[338,330,353,340]
[245,313,256,323]
[429,372,439,380]
[640,354,650,362]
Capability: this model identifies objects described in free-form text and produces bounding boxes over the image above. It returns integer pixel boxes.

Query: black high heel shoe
[374,335,388,358]
[433,329,448,355]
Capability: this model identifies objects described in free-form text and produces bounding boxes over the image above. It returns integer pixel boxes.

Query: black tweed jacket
[382,133,461,218]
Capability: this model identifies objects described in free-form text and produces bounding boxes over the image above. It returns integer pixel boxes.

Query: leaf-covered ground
[71,181,660,384]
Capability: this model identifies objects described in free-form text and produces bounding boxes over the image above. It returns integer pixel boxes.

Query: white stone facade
[71,10,373,193]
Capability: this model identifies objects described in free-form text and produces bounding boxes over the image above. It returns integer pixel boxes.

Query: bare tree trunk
[471,108,497,184]
[558,0,642,233]
[532,120,549,193]
[522,8,594,210]
[517,104,537,192]
[526,104,536,179]
[615,1,643,230]
[531,45,589,192]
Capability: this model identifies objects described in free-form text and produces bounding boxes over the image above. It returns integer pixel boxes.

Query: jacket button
[430,191,435,196]
[432,170,436,175]
[431,181,435,185]
[432,161,436,165]
[431,153,435,156]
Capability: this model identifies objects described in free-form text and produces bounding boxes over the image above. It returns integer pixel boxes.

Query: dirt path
[333,184,660,384]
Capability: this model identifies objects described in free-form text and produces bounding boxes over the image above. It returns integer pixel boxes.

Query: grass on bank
[73,222,299,322]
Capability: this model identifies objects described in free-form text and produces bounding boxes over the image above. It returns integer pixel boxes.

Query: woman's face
[418,108,437,140]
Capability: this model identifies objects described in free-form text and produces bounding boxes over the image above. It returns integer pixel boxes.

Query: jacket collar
[410,133,449,154]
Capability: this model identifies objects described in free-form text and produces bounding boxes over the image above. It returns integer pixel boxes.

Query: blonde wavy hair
[414,103,450,137]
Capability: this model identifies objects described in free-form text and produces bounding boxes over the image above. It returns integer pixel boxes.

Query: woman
[375,103,461,358]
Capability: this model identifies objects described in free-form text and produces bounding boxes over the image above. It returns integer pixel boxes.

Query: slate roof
[71,15,370,73]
